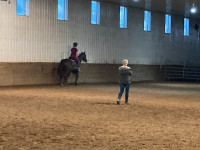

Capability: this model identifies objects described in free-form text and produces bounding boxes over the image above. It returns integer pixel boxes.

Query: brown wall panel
[0,63,164,86]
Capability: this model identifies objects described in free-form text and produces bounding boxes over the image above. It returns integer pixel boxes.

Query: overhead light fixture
[133,0,139,2]
[191,4,197,14]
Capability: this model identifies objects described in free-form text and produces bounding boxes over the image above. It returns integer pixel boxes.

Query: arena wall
[0,0,199,85]
[0,63,164,86]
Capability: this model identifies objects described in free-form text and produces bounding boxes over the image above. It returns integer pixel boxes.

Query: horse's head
[78,52,87,63]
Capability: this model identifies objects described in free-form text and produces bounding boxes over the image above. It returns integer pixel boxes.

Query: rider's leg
[75,61,80,71]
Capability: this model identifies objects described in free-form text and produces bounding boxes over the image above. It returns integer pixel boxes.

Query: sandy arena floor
[0,82,200,150]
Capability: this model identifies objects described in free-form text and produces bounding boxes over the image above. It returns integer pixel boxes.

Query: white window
[120,6,127,28]
[57,0,68,20]
[165,14,171,34]
[144,11,151,31]
[184,18,189,36]
[16,0,29,16]
[91,1,100,25]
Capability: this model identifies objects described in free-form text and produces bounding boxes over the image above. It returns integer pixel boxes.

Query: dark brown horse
[58,52,87,86]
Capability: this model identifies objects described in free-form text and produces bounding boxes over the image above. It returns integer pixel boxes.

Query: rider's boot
[75,63,80,72]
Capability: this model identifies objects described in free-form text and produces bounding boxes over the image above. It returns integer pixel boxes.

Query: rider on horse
[69,42,80,71]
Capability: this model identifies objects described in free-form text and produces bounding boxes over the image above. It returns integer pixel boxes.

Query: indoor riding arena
[0,0,200,150]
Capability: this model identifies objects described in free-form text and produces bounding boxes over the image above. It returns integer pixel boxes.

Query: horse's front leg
[75,73,79,86]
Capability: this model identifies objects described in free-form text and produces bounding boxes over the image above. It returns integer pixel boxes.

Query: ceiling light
[133,0,139,2]
[191,4,197,14]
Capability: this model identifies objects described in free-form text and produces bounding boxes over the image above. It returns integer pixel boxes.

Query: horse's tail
[57,59,66,76]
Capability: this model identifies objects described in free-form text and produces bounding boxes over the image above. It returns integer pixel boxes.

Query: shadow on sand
[93,102,117,105]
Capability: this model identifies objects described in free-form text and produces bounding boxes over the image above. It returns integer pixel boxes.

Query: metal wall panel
[0,0,200,64]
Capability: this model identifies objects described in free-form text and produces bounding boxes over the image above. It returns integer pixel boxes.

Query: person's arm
[76,49,78,57]
[128,69,132,75]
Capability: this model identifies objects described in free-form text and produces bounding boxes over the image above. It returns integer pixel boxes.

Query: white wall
[0,0,200,64]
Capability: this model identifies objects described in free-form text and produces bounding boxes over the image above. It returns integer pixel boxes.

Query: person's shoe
[116,100,120,105]
[125,102,130,105]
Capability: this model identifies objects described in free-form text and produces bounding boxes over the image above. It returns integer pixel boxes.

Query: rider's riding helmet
[73,42,78,47]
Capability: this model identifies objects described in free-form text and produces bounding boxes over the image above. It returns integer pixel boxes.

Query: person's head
[73,42,78,47]
[122,59,128,66]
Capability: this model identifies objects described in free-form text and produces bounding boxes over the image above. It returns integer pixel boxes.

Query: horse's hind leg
[60,75,64,86]
[65,72,70,85]
[60,72,67,86]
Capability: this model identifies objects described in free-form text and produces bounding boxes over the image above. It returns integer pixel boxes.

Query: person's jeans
[118,83,130,103]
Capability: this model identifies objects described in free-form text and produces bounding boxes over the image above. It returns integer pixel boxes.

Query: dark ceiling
[99,0,200,19]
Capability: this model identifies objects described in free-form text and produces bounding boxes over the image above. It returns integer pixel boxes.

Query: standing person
[117,59,132,105]
[69,42,80,70]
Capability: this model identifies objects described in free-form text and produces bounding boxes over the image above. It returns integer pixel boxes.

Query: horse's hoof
[60,83,64,86]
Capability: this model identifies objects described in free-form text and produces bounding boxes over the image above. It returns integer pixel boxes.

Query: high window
[144,11,151,31]
[165,14,171,34]
[120,6,127,28]
[184,18,189,36]
[57,0,68,20]
[16,0,29,16]
[91,1,100,25]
